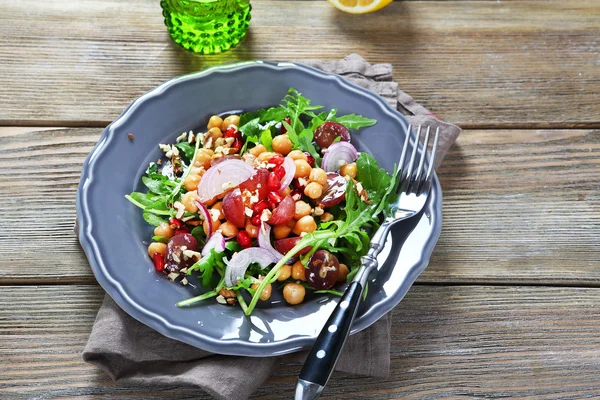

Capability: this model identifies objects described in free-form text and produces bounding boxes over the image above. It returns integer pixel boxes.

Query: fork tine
[397,123,412,180]
[424,127,440,183]
[403,125,421,188]
[412,125,431,185]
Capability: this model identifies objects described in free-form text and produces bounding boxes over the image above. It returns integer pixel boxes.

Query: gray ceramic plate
[77,61,442,356]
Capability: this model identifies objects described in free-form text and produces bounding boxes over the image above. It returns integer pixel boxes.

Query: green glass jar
[160,0,251,54]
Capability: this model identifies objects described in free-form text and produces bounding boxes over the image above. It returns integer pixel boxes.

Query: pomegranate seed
[224,127,239,138]
[237,230,252,248]
[269,155,285,166]
[304,152,315,167]
[268,200,278,210]
[169,218,182,229]
[268,191,283,204]
[174,227,190,235]
[292,179,305,191]
[281,117,291,133]
[153,253,165,272]
[273,165,286,180]
[253,199,269,214]
[266,172,281,191]
[231,138,243,152]
[251,214,261,226]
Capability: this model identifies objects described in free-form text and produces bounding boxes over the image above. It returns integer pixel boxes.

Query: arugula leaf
[174,142,195,162]
[152,235,170,244]
[225,240,242,252]
[239,117,261,154]
[281,120,300,148]
[239,109,266,126]
[297,129,321,165]
[187,249,221,289]
[142,176,172,196]
[143,212,166,226]
[282,88,323,134]
[356,152,392,205]
[260,128,273,151]
[259,106,288,123]
[331,114,377,130]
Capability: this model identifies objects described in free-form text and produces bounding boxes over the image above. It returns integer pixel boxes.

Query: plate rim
[76,60,442,356]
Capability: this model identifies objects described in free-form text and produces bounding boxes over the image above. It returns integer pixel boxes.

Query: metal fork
[295,124,440,400]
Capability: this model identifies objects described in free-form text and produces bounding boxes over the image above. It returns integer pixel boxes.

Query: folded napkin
[83,54,461,400]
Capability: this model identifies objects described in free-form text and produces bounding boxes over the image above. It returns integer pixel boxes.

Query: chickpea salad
[126,89,399,315]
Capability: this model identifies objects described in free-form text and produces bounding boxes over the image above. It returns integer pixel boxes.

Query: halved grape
[222,188,246,228]
[314,122,350,148]
[239,168,269,200]
[268,195,295,225]
[165,233,198,273]
[274,237,312,255]
[317,173,347,208]
[307,250,340,290]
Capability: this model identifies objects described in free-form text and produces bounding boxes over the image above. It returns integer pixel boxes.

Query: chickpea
[194,149,213,170]
[295,200,312,219]
[219,221,239,238]
[258,151,278,163]
[286,219,297,229]
[184,173,201,191]
[340,162,357,179]
[282,187,292,197]
[273,224,293,239]
[309,168,327,186]
[205,127,223,144]
[190,166,204,176]
[147,242,167,258]
[251,281,272,301]
[181,191,199,213]
[272,134,293,155]
[293,215,317,235]
[277,265,292,281]
[249,144,268,157]
[288,150,308,161]
[283,283,306,305]
[245,222,259,238]
[294,159,312,179]
[321,212,334,222]
[204,196,217,207]
[221,115,240,130]
[203,217,221,236]
[304,182,323,199]
[207,115,223,130]
[211,202,225,220]
[153,222,174,239]
[337,263,350,283]
[291,261,306,281]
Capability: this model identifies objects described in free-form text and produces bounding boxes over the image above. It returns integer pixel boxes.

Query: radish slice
[195,200,212,238]
[224,247,279,286]
[197,159,256,202]
[201,231,225,256]
[321,142,359,172]
[278,156,296,193]
[257,222,284,259]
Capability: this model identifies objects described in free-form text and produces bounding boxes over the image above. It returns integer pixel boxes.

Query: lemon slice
[328,0,393,14]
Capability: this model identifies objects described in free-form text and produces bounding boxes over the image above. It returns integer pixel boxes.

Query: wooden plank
[0,127,598,285]
[0,0,599,126]
[1,285,600,398]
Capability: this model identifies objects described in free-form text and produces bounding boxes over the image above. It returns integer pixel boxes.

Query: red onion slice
[257,222,284,259]
[224,247,279,286]
[201,231,225,256]
[195,200,212,238]
[197,159,256,202]
[321,142,359,172]
[278,156,296,193]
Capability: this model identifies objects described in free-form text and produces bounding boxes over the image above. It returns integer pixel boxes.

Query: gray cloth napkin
[82,54,461,400]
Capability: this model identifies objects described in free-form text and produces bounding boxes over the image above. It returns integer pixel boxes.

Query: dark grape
[314,122,350,148]
[307,250,340,290]
[317,173,347,208]
[165,233,198,273]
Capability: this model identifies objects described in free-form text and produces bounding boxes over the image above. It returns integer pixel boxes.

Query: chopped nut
[260,209,272,222]
[297,177,308,187]
[156,159,163,165]
[313,206,324,217]
[176,131,188,143]
[224,137,235,146]
[180,277,189,285]
[127,133,134,140]
[320,212,334,222]
[171,252,181,264]
[167,272,179,281]
[226,297,237,306]
[174,201,185,219]
[203,137,213,149]
[188,132,195,144]
[216,295,227,305]
[219,288,236,298]
[159,143,171,153]
[215,137,226,147]
[245,207,253,217]
[183,249,201,259]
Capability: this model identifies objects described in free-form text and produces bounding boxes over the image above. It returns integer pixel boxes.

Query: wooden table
[1,0,599,398]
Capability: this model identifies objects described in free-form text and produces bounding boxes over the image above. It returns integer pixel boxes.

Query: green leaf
[152,235,170,244]
[127,192,155,208]
[187,249,220,289]
[259,106,288,123]
[225,240,242,252]
[297,129,321,166]
[240,109,266,126]
[356,152,391,204]
[331,114,377,130]
[191,226,206,245]
[143,212,166,226]
[260,128,273,151]
[314,289,344,297]
[174,142,195,162]
[239,117,261,154]
[281,120,299,148]
[142,176,172,196]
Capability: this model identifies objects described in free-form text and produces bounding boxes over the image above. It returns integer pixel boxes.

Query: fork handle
[296,280,364,398]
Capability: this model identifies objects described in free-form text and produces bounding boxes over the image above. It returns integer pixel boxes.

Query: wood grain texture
[0,0,599,127]
[0,127,598,285]
[1,285,600,399]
